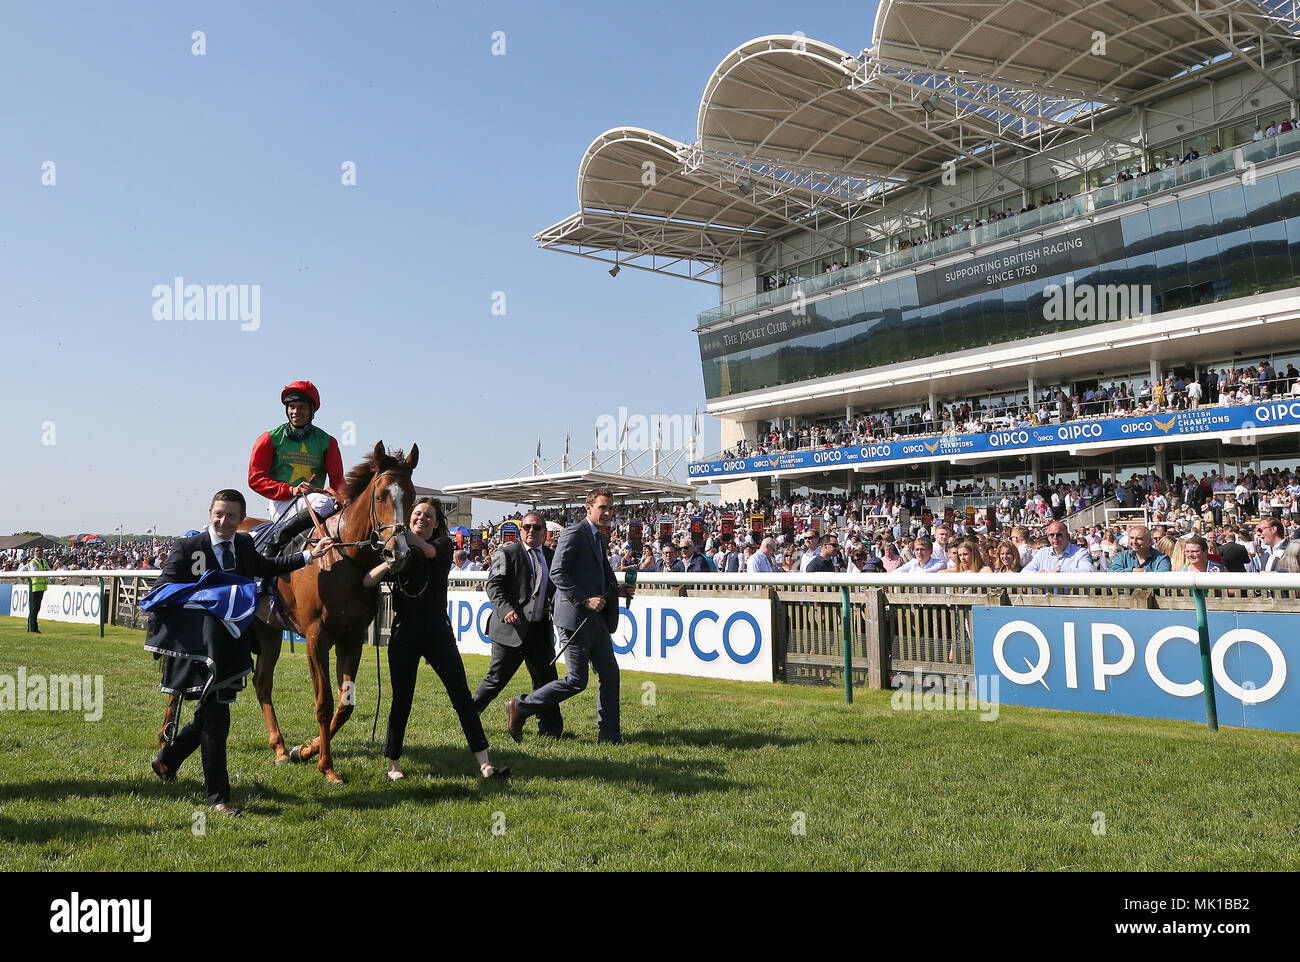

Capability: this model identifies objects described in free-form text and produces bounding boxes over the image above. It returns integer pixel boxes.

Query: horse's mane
[340,448,410,502]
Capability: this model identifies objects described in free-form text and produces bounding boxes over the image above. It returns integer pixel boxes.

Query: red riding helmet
[281,380,321,412]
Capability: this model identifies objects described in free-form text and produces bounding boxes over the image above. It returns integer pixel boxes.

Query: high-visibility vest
[27,558,50,591]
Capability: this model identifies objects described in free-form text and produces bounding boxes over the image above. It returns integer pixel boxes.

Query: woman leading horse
[361,496,510,781]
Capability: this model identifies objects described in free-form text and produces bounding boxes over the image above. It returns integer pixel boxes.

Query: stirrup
[266,505,315,556]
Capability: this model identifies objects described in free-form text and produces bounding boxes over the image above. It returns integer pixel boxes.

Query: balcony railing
[700,377,1300,466]
[697,127,1300,329]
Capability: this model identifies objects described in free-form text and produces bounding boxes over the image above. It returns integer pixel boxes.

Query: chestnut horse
[159,441,418,783]
[253,441,418,782]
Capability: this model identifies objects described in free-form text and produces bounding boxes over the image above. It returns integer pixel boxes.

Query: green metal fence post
[842,586,853,704]
[1193,587,1218,732]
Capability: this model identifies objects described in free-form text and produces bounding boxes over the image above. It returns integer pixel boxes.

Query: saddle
[248,521,316,639]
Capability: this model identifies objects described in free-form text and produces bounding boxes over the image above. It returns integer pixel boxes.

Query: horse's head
[367,441,419,573]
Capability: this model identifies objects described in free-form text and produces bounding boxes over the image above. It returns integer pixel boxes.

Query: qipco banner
[446,590,774,682]
[9,585,106,625]
[689,401,1300,479]
[973,607,1300,732]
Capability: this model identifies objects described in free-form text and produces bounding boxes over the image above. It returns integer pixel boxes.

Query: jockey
[249,381,345,555]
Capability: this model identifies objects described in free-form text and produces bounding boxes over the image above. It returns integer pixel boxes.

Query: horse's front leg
[252,624,290,763]
[296,627,342,783]
[329,642,364,739]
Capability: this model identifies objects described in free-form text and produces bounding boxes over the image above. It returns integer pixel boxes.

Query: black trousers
[157,699,232,805]
[472,620,563,737]
[27,589,44,631]
[386,622,488,760]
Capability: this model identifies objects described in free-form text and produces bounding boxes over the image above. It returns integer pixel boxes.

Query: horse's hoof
[324,770,344,784]
[274,753,290,765]
[288,745,303,763]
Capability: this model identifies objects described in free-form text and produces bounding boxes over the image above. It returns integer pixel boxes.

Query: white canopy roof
[537,2,1300,277]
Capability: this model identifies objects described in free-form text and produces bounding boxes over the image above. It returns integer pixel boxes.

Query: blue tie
[217,541,235,572]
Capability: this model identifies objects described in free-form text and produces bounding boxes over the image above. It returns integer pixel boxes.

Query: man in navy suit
[147,489,333,815]
[507,488,633,744]
[677,536,711,573]
[472,511,563,738]
[655,543,682,572]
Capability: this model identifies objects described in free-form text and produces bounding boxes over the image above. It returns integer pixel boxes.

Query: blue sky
[1,1,880,534]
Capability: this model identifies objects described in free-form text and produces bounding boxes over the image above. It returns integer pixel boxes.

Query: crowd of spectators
[15,461,1300,581]
[2,539,172,573]
[719,362,1300,462]
[1252,119,1297,141]
[454,463,1300,578]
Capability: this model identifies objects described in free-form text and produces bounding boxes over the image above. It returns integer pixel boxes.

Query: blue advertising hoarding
[688,401,1300,479]
[972,606,1300,732]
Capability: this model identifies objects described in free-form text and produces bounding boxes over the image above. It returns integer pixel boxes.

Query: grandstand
[536,1,1300,509]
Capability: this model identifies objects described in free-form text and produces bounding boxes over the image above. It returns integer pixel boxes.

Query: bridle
[322,470,412,568]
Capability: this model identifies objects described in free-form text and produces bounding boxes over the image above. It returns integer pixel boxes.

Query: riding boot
[265,504,317,557]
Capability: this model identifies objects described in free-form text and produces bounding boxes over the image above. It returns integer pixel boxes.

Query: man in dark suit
[655,543,682,572]
[507,488,633,744]
[147,489,333,815]
[677,536,711,573]
[472,511,563,738]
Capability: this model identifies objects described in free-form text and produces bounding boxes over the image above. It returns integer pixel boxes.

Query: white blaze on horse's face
[388,483,409,563]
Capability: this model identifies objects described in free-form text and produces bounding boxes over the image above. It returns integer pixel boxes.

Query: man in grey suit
[472,511,562,738]
[507,488,632,744]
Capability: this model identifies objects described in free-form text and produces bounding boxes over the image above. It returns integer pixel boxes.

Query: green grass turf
[0,617,1297,871]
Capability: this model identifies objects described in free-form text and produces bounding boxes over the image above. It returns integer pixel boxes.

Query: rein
[315,470,412,569]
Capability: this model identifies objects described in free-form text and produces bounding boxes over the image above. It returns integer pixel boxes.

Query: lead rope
[335,506,382,748]
[370,639,382,744]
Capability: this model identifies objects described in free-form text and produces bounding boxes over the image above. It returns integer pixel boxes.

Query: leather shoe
[151,755,176,782]
[211,802,242,817]
[505,697,524,744]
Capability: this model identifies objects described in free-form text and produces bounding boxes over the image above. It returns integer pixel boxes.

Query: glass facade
[701,168,1300,399]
